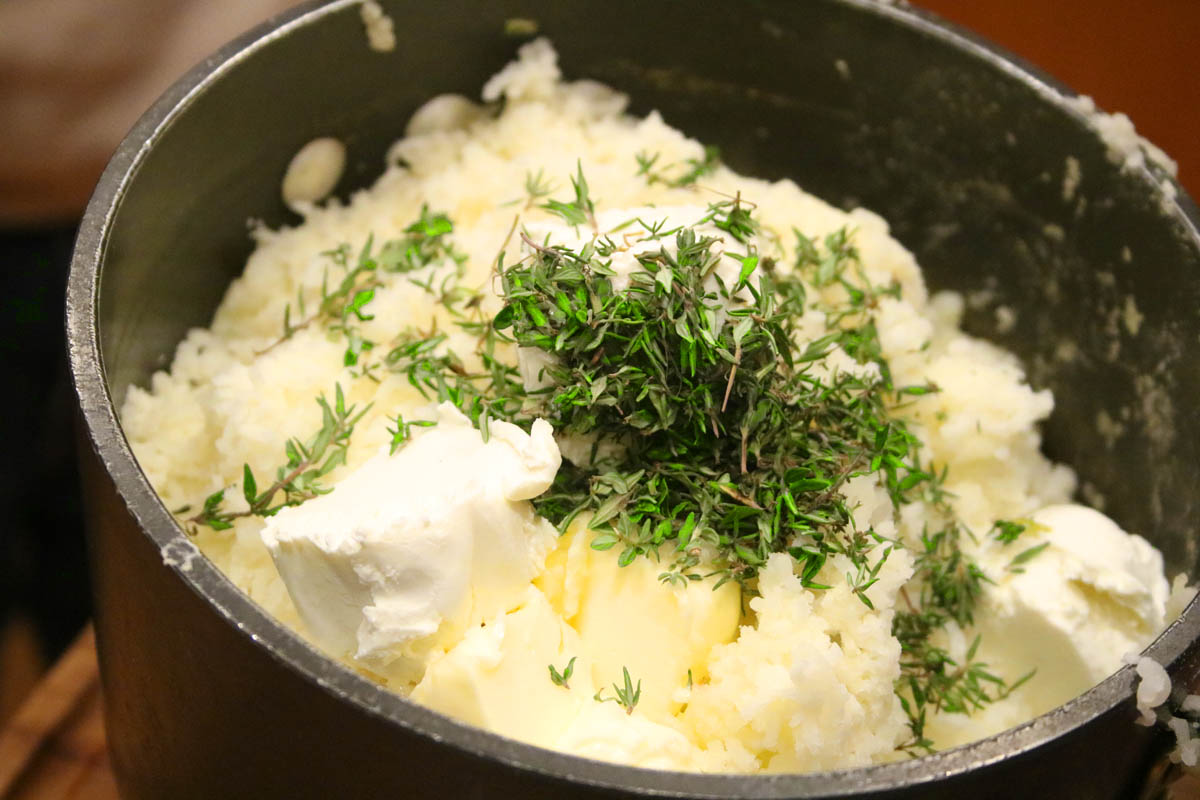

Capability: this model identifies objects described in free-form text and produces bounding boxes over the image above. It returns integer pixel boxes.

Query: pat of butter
[557,701,714,770]
[411,586,594,748]
[261,402,560,685]
[537,521,742,724]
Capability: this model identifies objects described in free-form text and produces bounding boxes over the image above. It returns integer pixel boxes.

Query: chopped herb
[1008,542,1051,573]
[494,201,933,597]
[486,179,1023,751]
[895,634,1032,755]
[634,151,662,181]
[594,666,641,714]
[386,413,437,455]
[674,145,721,187]
[635,145,721,187]
[991,519,1027,545]
[548,656,577,689]
[524,169,554,207]
[376,206,462,274]
[503,17,539,36]
[540,160,596,231]
[892,521,995,754]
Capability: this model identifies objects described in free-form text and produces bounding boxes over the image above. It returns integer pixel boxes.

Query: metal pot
[67,1,1200,797]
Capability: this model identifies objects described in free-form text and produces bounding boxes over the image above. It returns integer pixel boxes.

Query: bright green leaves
[548,656,577,689]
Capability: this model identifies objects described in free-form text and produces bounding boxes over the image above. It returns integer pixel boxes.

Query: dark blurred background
[0,0,1196,724]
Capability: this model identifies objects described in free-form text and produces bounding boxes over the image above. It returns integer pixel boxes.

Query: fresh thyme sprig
[894,631,1035,755]
[548,656,577,689]
[255,236,380,359]
[258,206,463,368]
[635,145,721,188]
[381,328,525,440]
[893,520,992,753]
[594,666,642,714]
[386,413,437,455]
[524,169,554,207]
[540,160,596,232]
[990,517,1050,573]
[185,384,370,532]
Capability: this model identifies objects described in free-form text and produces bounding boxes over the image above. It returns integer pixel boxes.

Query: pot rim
[66,0,1200,795]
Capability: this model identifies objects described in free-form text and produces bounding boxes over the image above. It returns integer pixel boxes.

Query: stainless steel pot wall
[67,1,1200,797]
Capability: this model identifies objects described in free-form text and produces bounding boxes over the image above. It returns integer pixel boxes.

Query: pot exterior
[69,0,1200,797]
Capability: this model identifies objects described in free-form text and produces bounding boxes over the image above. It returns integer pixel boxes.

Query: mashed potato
[122,40,1178,772]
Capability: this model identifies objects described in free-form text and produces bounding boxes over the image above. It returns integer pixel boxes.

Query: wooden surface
[0,626,118,800]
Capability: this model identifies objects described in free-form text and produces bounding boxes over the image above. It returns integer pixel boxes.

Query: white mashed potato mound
[122,39,1176,773]
[682,551,915,771]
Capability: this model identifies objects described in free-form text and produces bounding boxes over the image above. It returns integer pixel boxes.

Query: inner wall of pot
[99,0,1199,579]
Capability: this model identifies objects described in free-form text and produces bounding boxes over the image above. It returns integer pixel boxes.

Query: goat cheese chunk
[261,402,560,685]
[928,503,1170,747]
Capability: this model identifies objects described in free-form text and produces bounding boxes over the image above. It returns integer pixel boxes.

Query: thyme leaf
[594,666,641,714]
[990,519,1027,545]
[539,160,596,232]
[386,413,437,455]
[548,656,577,689]
[635,145,721,188]
[1008,542,1051,573]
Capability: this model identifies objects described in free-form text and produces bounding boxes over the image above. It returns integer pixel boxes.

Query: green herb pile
[182,164,1038,754]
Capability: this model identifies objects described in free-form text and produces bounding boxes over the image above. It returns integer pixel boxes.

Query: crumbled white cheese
[679,551,916,772]
[1061,94,1179,216]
